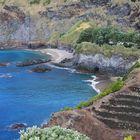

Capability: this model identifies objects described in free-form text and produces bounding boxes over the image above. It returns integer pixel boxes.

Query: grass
[59,21,94,44]
[47,21,96,45]
[75,42,140,58]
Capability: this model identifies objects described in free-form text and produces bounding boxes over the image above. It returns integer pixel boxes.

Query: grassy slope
[48,21,96,44]
[75,42,140,58]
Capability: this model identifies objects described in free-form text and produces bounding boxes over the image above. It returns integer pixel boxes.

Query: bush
[77,26,140,46]
[20,126,90,140]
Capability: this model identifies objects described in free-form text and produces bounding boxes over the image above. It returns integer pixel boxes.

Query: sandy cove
[35,48,113,93]
[36,48,73,64]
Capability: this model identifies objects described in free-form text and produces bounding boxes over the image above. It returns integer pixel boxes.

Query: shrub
[20,126,90,140]
[77,26,140,46]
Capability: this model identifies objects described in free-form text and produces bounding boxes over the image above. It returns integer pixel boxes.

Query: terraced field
[92,88,140,131]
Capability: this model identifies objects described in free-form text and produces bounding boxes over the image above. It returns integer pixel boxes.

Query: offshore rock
[9,123,27,130]
[16,59,50,67]
[31,65,51,72]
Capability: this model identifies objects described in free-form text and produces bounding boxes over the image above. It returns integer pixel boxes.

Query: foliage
[75,42,140,58]
[124,135,133,140]
[20,126,90,140]
[77,26,140,46]
[123,61,140,81]
[75,79,124,109]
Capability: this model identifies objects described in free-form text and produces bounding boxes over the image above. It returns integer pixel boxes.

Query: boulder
[31,65,51,72]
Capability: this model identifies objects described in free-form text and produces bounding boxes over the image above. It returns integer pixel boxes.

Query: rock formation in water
[31,65,51,72]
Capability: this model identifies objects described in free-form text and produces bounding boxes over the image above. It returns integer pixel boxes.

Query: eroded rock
[0,63,8,67]
[16,59,50,67]
[31,65,51,72]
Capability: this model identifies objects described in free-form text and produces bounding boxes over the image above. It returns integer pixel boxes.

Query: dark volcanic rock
[108,3,131,17]
[31,65,51,72]
[16,59,50,67]
[0,63,8,67]
[28,42,47,49]
[9,123,27,130]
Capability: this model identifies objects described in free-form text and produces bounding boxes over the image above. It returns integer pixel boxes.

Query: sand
[36,48,73,63]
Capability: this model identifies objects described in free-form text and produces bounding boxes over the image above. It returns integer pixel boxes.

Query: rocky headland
[0,0,140,139]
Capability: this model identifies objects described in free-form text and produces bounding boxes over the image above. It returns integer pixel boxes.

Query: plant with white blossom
[20,126,90,140]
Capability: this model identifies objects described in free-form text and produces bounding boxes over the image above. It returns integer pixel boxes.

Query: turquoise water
[0,50,97,140]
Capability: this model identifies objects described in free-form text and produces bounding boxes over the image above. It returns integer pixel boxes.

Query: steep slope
[0,0,139,48]
[45,67,140,140]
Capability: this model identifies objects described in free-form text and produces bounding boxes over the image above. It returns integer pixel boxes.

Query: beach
[36,48,73,63]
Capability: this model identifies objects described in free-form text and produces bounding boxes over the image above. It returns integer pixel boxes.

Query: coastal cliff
[44,66,140,140]
[0,0,140,139]
[0,0,139,74]
[73,53,137,75]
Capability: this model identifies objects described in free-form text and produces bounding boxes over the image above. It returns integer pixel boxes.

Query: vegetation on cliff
[20,126,90,140]
[75,42,140,57]
[77,26,140,46]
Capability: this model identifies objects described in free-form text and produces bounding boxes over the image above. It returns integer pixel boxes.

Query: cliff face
[0,0,139,48]
[73,54,137,75]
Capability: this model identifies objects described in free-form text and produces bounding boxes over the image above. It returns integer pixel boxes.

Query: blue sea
[0,50,97,140]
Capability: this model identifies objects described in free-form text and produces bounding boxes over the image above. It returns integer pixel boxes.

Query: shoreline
[35,48,113,93]
[0,48,113,93]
